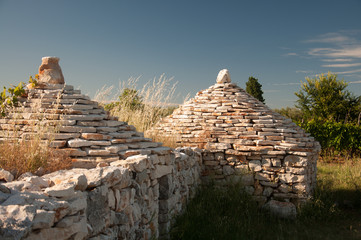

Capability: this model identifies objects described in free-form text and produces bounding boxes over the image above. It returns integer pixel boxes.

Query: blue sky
[1,1,361,108]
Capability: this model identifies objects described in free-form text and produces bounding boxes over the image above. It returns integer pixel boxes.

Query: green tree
[246,76,265,103]
[104,88,144,112]
[274,107,303,123]
[295,72,361,123]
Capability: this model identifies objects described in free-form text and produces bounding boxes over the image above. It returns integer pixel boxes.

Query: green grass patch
[170,161,361,240]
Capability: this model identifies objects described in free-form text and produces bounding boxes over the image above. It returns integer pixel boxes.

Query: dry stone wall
[148,69,321,206]
[0,148,202,240]
[0,59,321,239]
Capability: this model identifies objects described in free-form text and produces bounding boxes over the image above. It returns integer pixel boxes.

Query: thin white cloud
[309,46,361,59]
[272,82,300,86]
[296,70,313,74]
[263,89,280,93]
[334,68,361,74]
[322,63,361,68]
[284,52,298,56]
[305,32,357,44]
[349,80,361,84]
[322,58,353,62]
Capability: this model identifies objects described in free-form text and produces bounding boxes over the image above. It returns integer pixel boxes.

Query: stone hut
[0,57,203,239]
[148,69,321,205]
[0,57,169,169]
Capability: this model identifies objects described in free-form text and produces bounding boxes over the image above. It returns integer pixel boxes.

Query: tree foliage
[295,72,361,123]
[274,107,303,123]
[246,76,265,103]
[301,120,361,157]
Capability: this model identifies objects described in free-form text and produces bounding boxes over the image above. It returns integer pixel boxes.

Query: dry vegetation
[0,138,72,179]
[95,74,185,146]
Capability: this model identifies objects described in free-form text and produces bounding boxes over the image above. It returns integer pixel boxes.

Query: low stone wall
[0,148,202,240]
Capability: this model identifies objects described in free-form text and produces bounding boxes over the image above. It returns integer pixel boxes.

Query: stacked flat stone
[148,69,321,205]
[0,83,168,168]
[0,57,167,169]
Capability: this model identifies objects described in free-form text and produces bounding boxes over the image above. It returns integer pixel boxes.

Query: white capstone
[216,69,231,83]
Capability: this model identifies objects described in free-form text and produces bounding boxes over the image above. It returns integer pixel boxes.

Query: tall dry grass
[94,74,186,146]
[0,87,72,179]
[0,139,72,179]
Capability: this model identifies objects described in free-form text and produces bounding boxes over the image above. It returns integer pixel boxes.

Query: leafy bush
[0,82,26,117]
[301,120,361,157]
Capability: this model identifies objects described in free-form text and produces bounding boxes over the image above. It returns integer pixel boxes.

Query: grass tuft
[94,74,181,133]
[0,138,72,179]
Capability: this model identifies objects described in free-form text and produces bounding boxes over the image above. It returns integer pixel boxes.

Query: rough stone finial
[38,57,65,84]
[216,69,231,84]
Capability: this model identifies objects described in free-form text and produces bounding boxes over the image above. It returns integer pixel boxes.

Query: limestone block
[271,158,282,167]
[86,149,111,156]
[68,138,93,148]
[87,187,110,235]
[260,180,278,187]
[263,186,273,197]
[0,168,14,182]
[56,214,81,228]
[105,144,128,153]
[38,57,65,84]
[216,69,231,84]
[25,216,88,240]
[255,172,271,181]
[85,166,129,188]
[278,184,292,193]
[122,155,149,172]
[22,176,49,189]
[279,173,305,183]
[32,209,55,229]
[115,188,130,212]
[284,155,308,167]
[153,165,173,179]
[286,167,306,175]
[249,160,262,171]
[0,205,36,239]
[150,147,172,155]
[82,133,112,140]
[292,183,307,194]
[58,126,96,133]
[205,142,230,150]
[0,184,11,194]
[222,165,234,176]
[68,193,87,214]
[263,200,297,219]
[44,182,75,198]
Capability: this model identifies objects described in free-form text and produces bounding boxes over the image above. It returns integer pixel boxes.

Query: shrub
[95,74,180,133]
[301,120,361,158]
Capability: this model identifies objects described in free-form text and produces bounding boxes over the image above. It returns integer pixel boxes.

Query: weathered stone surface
[32,209,55,229]
[216,69,231,83]
[44,182,75,198]
[263,200,297,219]
[0,205,36,239]
[38,56,65,84]
[0,169,14,182]
[153,165,173,179]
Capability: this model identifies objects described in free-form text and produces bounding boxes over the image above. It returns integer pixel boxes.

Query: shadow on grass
[170,180,361,240]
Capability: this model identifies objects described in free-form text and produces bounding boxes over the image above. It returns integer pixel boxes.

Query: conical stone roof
[0,57,170,169]
[151,69,319,153]
[149,69,321,203]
